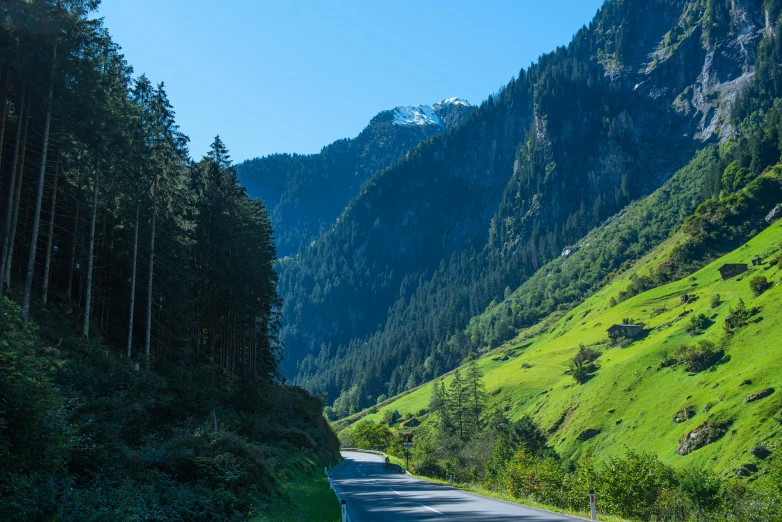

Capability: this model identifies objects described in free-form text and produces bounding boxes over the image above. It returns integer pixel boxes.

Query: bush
[570,344,601,384]
[675,340,724,372]
[678,468,722,512]
[599,451,677,519]
[0,299,71,520]
[685,313,711,336]
[504,448,565,506]
[711,294,721,308]
[352,422,394,452]
[750,275,771,296]
[726,298,754,331]
[381,409,400,426]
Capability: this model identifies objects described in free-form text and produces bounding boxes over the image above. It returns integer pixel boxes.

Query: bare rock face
[673,405,696,423]
[765,204,782,224]
[677,419,733,455]
[746,388,775,403]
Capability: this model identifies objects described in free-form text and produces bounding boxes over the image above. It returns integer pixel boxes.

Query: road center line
[388,487,401,495]
[421,504,444,515]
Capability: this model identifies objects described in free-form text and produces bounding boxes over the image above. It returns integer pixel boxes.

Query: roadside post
[402,433,414,471]
[340,499,347,522]
[449,474,453,487]
[329,475,333,490]
[589,489,596,520]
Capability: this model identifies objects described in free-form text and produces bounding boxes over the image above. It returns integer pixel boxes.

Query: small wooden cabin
[607,323,645,339]
[718,263,748,280]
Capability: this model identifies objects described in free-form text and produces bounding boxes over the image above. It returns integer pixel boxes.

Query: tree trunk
[0,69,8,184]
[0,87,25,295]
[22,41,57,319]
[4,97,30,289]
[82,158,99,339]
[67,203,79,301]
[144,174,158,366]
[126,202,139,358]
[41,153,59,305]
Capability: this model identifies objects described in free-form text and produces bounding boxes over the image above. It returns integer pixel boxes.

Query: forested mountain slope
[0,2,338,519]
[338,170,782,520]
[236,99,474,257]
[282,0,773,412]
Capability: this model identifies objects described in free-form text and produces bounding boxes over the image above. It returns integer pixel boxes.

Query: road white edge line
[421,504,444,515]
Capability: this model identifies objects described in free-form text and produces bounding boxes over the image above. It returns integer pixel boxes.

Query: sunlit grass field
[342,220,782,475]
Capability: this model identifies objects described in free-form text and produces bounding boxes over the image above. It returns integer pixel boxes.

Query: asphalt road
[331,451,584,522]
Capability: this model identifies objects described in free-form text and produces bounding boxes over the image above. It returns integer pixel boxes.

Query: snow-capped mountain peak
[392,105,443,127]
[433,97,471,109]
[392,98,472,127]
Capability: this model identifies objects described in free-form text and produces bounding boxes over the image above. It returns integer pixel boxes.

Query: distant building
[718,263,748,280]
[607,323,645,339]
[752,256,762,266]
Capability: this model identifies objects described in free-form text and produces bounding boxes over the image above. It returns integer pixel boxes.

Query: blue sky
[98,1,605,162]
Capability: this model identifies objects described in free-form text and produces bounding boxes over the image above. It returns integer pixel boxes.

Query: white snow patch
[433,97,471,108]
[392,105,443,127]
[392,98,472,127]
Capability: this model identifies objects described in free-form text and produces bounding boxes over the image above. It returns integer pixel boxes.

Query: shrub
[504,448,565,506]
[569,344,601,384]
[352,422,394,452]
[685,313,711,335]
[710,294,721,308]
[750,275,771,296]
[678,468,722,512]
[675,340,724,372]
[381,408,400,426]
[726,298,755,332]
[599,451,677,519]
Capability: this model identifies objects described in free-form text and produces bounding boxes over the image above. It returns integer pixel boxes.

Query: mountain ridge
[281,0,770,410]
[236,98,475,257]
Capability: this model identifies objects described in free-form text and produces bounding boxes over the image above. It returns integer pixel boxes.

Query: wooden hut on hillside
[718,263,748,280]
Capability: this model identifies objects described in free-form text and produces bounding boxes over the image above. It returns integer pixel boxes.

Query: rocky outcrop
[673,405,696,423]
[746,388,775,403]
[766,204,782,224]
[677,419,733,455]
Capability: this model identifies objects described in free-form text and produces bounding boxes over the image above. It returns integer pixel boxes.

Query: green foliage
[570,344,601,384]
[750,275,771,296]
[0,302,339,520]
[599,451,676,519]
[381,409,400,426]
[504,448,565,506]
[677,468,722,512]
[726,298,755,332]
[685,313,711,336]
[711,294,721,308]
[674,340,724,372]
[352,423,394,452]
[0,299,71,519]
[663,170,782,279]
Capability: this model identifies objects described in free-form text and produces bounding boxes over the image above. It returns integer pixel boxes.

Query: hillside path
[332,451,584,521]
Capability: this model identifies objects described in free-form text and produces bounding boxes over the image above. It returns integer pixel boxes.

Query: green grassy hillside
[342,213,782,477]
